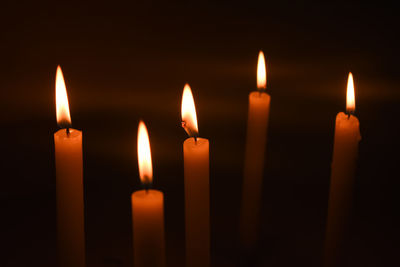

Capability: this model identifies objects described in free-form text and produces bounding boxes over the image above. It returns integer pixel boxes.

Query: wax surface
[183,137,210,267]
[131,189,166,267]
[324,112,361,267]
[54,128,85,267]
[241,91,271,249]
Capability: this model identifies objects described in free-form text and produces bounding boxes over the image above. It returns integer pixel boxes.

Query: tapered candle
[132,121,166,267]
[324,73,361,267]
[240,51,271,249]
[54,66,85,267]
[181,84,210,267]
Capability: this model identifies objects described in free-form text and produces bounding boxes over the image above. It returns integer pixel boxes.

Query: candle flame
[257,51,267,90]
[137,120,153,185]
[56,66,72,128]
[346,72,355,113]
[181,84,199,137]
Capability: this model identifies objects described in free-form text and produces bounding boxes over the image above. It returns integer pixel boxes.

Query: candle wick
[144,183,151,194]
[181,121,189,135]
[182,121,199,141]
[257,87,266,96]
[346,111,353,119]
[142,176,152,193]
[182,121,192,137]
[66,127,70,136]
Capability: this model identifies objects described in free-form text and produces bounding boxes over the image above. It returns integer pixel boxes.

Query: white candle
[240,51,271,249]
[324,73,361,267]
[132,121,166,267]
[181,84,210,267]
[54,66,85,267]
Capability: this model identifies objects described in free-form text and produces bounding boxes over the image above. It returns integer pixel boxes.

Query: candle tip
[56,65,72,129]
[137,121,153,185]
[346,72,355,113]
[181,84,199,137]
[257,51,267,90]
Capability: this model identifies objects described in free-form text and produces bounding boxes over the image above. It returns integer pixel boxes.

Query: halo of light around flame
[257,51,267,89]
[181,84,199,136]
[137,120,153,184]
[56,66,72,127]
[346,72,355,112]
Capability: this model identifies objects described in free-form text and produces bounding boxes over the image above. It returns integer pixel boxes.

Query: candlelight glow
[181,84,199,137]
[56,66,72,128]
[137,120,153,185]
[257,51,267,89]
[346,72,355,113]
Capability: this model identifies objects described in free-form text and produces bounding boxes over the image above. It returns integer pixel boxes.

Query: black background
[1,1,399,266]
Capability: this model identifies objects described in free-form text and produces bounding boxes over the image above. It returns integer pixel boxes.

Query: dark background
[1,1,399,266]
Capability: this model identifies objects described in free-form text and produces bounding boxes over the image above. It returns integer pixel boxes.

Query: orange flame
[56,66,72,128]
[137,120,153,185]
[346,72,355,113]
[257,51,267,89]
[181,84,199,137]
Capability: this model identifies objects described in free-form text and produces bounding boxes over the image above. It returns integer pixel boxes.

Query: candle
[324,73,361,267]
[240,51,271,249]
[54,66,86,267]
[181,84,210,267]
[132,121,166,267]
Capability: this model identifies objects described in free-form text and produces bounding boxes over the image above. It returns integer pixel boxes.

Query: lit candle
[181,84,210,267]
[240,51,271,249]
[54,66,86,267]
[324,73,361,267]
[132,121,166,267]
